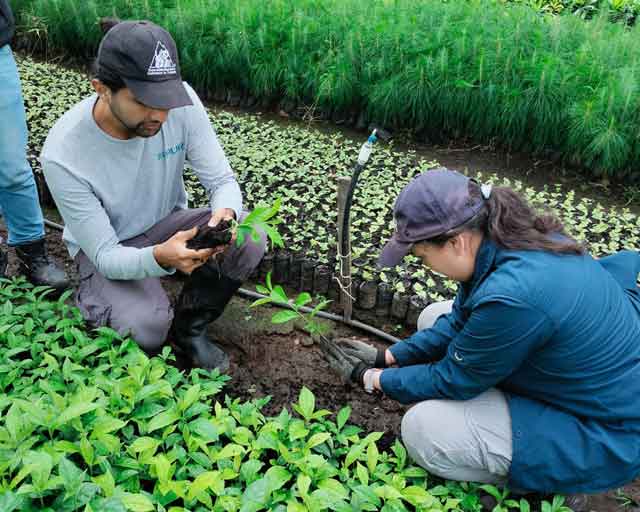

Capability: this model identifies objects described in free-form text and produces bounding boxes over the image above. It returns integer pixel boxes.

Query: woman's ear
[449,232,472,255]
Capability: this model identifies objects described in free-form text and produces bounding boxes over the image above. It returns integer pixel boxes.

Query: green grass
[11,0,640,180]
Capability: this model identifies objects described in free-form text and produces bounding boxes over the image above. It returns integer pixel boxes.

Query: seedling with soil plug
[187,198,284,250]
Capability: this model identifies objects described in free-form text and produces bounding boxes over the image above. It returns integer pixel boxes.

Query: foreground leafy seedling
[1,277,488,511]
[251,270,330,337]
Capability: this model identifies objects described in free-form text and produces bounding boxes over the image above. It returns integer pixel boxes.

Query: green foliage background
[11,0,640,179]
[17,57,640,306]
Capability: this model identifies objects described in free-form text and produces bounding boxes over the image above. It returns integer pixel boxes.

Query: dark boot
[0,249,7,278]
[15,238,69,293]
[172,263,241,372]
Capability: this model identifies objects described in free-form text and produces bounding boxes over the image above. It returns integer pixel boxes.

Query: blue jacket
[380,239,640,493]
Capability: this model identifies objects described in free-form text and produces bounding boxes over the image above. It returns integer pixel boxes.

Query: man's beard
[110,102,162,138]
[133,121,162,138]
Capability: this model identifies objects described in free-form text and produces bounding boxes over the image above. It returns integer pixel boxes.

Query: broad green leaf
[121,493,155,512]
[80,436,95,466]
[240,459,264,484]
[153,454,172,484]
[263,224,284,248]
[271,310,298,324]
[25,451,53,491]
[367,442,379,474]
[265,465,292,491]
[189,418,219,442]
[344,442,365,468]
[294,292,312,307]
[297,474,311,497]
[88,497,127,512]
[240,476,272,512]
[94,470,116,497]
[336,406,351,430]
[59,457,86,495]
[286,499,306,512]
[0,491,24,512]
[355,462,369,486]
[288,419,309,441]
[391,440,407,470]
[296,387,315,421]
[215,443,245,460]
[401,486,435,507]
[374,484,403,501]
[401,466,427,478]
[188,471,223,501]
[146,407,180,433]
[250,297,273,308]
[305,432,331,450]
[92,416,127,437]
[271,285,288,304]
[129,437,161,455]
[56,388,102,426]
[135,380,173,402]
[311,478,349,509]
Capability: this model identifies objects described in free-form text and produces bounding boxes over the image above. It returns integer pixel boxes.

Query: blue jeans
[0,45,44,246]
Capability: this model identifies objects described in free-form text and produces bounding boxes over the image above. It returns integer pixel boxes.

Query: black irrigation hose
[340,127,391,261]
[43,217,401,344]
[341,161,365,261]
[237,288,399,344]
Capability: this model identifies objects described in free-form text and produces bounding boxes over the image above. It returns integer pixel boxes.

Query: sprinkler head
[368,125,392,141]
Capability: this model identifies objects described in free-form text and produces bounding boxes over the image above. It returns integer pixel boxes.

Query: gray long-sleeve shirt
[41,83,242,280]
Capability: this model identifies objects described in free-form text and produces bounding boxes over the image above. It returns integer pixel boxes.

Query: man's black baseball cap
[96,20,192,110]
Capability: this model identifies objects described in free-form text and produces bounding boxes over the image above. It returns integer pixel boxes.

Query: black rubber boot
[15,238,69,293]
[172,262,241,372]
[0,249,7,279]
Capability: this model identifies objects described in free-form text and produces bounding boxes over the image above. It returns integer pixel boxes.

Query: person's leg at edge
[0,46,68,290]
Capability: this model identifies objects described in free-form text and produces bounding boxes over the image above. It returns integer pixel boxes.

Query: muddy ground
[1,215,639,512]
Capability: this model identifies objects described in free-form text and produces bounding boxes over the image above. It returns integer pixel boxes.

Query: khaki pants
[401,301,513,485]
[74,208,266,352]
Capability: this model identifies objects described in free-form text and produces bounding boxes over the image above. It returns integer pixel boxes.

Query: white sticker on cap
[147,41,176,76]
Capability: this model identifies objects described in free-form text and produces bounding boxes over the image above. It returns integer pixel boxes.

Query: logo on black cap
[147,41,176,76]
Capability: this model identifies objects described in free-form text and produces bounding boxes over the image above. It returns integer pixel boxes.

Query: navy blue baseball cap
[378,168,488,268]
[96,20,192,110]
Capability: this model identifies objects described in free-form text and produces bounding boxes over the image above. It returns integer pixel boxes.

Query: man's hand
[153,227,216,274]
[208,207,237,253]
[336,338,388,368]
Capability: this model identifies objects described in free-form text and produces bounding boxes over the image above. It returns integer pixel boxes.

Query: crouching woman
[325,168,640,504]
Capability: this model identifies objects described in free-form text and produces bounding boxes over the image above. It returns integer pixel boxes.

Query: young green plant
[251,270,330,337]
[234,197,284,250]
